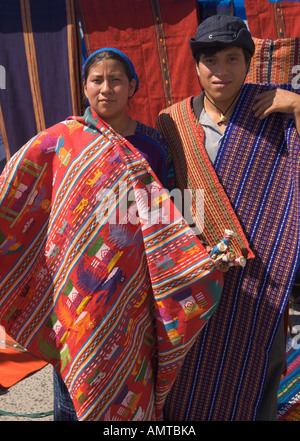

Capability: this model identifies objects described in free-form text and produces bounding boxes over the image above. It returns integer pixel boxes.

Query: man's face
[196,46,249,105]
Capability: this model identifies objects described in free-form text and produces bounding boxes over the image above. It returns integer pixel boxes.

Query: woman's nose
[101,80,111,93]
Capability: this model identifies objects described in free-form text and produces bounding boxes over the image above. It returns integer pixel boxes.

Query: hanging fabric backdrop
[0,0,81,163]
[76,0,201,128]
[244,0,300,39]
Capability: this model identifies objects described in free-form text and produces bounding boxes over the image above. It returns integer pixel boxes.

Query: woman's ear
[128,79,136,98]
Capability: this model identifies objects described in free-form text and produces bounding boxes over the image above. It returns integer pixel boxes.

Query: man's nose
[214,62,228,75]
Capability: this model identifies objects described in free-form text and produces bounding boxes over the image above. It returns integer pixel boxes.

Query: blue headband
[83,47,139,94]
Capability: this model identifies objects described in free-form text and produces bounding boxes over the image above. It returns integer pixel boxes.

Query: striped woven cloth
[157,83,300,420]
[0,106,223,421]
[0,0,81,162]
[156,94,254,261]
[247,37,300,86]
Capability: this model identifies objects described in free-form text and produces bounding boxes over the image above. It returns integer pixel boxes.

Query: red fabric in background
[76,0,200,127]
[244,0,300,39]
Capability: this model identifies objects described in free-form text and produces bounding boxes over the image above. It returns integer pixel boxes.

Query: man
[157,15,300,421]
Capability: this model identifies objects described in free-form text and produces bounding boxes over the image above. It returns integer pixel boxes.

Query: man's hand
[253,88,300,136]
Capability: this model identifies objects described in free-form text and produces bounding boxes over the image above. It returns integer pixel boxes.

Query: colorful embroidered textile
[76,0,200,128]
[244,0,300,39]
[0,0,81,159]
[0,106,224,421]
[278,336,300,421]
[157,83,300,420]
[0,0,81,387]
[246,37,300,86]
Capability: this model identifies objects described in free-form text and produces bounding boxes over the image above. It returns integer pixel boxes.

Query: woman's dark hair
[83,50,134,83]
[195,45,252,66]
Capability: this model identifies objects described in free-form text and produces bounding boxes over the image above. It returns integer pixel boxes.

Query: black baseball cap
[190,15,255,59]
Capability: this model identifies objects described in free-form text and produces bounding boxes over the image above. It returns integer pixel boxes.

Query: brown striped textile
[157,97,254,261]
[247,37,300,86]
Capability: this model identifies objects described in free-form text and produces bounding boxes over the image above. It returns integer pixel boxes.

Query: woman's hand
[253,88,300,136]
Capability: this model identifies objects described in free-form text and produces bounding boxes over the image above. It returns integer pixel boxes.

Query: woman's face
[84,58,136,122]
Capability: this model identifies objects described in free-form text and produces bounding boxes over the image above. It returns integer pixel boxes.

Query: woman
[0,48,223,421]
[54,47,175,421]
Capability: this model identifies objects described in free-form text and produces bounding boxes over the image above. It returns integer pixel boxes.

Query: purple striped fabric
[0,0,80,158]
